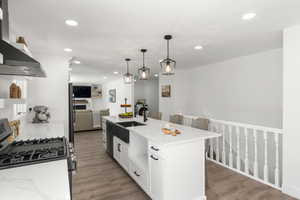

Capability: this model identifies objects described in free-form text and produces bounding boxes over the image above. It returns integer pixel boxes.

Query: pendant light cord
[143,51,145,68]
[126,60,129,73]
[167,39,170,59]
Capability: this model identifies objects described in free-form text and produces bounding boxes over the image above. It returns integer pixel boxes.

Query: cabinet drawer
[130,161,148,190]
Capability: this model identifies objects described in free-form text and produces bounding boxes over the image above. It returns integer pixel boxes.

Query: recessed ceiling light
[194,45,204,50]
[154,74,159,77]
[73,60,81,64]
[64,48,72,52]
[113,71,119,74]
[65,19,78,26]
[242,12,256,20]
[103,76,107,79]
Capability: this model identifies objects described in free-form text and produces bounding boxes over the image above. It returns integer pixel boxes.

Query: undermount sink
[117,121,146,128]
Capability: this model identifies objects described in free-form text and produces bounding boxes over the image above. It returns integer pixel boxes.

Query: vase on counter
[9,83,21,99]
[16,36,28,47]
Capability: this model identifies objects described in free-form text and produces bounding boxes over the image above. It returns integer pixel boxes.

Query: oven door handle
[69,155,77,175]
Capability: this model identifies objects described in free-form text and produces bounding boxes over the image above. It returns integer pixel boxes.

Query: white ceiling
[8,0,300,83]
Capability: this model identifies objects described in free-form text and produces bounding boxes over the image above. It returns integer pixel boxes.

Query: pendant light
[123,58,133,84]
[160,35,176,75]
[138,49,150,80]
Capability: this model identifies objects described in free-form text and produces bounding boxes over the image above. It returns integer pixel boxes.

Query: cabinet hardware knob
[118,143,121,152]
[150,155,159,160]
[151,146,159,151]
[134,171,141,177]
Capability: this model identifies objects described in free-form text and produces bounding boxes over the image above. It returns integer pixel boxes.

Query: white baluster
[208,122,213,159]
[245,128,249,174]
[206,122,212,159]
[229,125,233,168]
[263,131,269,182]
[210,137,214,159]
[274,133,280,187]
[215,124,220,162]
[222,124,226,165]
[236,126,241,171]
[253,129,258,178]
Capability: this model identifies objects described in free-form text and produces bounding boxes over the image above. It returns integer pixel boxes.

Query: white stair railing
[182,115,283,190]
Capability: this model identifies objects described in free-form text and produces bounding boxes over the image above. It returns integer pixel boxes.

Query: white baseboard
[196,196,207,200]
[282,184,300,199]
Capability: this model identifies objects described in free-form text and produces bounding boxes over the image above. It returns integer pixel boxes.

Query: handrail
[210,119,282,134]
[178,114,282,134]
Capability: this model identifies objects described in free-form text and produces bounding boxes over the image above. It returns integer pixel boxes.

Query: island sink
[117,121,145,128]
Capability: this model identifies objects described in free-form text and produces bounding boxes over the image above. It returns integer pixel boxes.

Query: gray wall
[159,48,282,128]
[134,79,159,113]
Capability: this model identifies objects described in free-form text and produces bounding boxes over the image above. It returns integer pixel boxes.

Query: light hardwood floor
[73,131,295,200]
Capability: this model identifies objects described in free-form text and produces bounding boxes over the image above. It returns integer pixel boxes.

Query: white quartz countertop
[0,160,70,200]
[0,121,70,200]
[103,116,221,146]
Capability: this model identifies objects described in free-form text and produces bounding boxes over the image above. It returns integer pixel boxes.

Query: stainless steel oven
[73,104,87,110]
[0,118,12,151]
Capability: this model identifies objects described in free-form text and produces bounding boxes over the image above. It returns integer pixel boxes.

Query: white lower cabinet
[148,141,206,200]
[149,153,164,200]
[113,137,121,163]
[113,136,129,171]
[148,143,165,200]
[120,141,129,171]
[129,161,149,190]
[102,132,107,150]
[102,119,107,150]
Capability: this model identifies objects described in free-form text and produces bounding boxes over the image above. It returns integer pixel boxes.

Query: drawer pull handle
[150,155,159,161]
[151,146,159,151]
[134,171,140,177]
[118,143,121,152]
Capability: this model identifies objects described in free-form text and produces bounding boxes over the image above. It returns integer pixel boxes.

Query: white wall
[282,25,300,199]
[134,79,159,113]
[27,53,69,134]
[160,48,283,128]
[102,78,134,116]
[0,77,17,120]
[91,98,105,111]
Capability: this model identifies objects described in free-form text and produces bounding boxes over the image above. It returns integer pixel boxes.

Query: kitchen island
[103,116,220,200]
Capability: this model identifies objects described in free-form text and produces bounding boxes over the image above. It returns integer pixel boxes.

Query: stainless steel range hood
[0,0,46,77]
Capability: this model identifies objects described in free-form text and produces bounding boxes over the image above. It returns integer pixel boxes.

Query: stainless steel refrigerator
[68,83,76,199]
[68,83,75,144]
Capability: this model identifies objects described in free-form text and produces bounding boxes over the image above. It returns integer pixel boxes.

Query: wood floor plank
[73,131,296,200]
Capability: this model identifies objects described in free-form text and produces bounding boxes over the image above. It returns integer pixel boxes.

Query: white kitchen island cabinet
[113,136,129,171]
[103,116,220,200]
[149,141,206,200]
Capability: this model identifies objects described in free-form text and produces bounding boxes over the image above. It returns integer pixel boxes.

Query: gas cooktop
[0,137,67,170]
